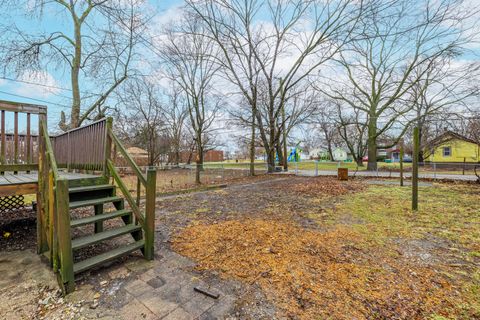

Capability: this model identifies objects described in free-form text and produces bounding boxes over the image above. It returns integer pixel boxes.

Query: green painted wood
[68,184,115,193]
[73,240,144,274]
[69,196,122,209]
[67,177,107,188]
[0,164,38,172]
[71,209,132,228]
[108,128,147,187]
[56,178,75,294]
[107,160,145,226]
[94,204,104,233]
[71,224,141,251]
[144,168,157,260]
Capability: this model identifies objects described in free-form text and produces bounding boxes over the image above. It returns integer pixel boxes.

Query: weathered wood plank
[0,164,38,172]
[0,110,4,164]
[144,168,157,260]
[0,183,37,196]
[0,100,47,114]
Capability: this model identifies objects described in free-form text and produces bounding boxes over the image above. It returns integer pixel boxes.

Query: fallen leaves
[275,177,366,198]
[173,219,477,320]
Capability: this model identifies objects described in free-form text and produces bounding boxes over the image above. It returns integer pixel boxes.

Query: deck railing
[0,100,45,172]
[106,120,156,260]
[52,118,107,171]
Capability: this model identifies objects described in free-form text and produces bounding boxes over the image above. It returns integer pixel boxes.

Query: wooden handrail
[40,120,60,180]
[108,128,147,186]
[107,159,145,226]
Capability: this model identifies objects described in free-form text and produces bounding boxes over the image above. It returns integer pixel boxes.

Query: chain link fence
[288,160,480,182]
[116,162,269,194]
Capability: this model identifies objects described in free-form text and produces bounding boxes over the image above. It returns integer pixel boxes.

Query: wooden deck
[0,172,99,196]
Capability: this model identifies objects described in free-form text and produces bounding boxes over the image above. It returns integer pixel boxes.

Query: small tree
[115,77,167,166]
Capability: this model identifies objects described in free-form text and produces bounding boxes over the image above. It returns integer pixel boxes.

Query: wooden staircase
[68,180,144,275]
[36,118,157,294]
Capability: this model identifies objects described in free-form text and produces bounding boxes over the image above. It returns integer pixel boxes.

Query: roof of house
[426,131,479,148]
[126,147,148,156]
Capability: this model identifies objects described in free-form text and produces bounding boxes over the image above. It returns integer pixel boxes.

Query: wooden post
[463,157,466,175]
[144,168,156,260]
[26,113,31,171]
[104,117,113,178]
[412,127,419,211]
[0,110,4,165]
[37,114,49,254]
[400,146,404,187]
[56,178,74,293]
[94,204,104,233]
[136,177,141,206]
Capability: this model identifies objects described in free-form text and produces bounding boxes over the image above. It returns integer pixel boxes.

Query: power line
[0,76,101,96]
[0,89,71,108]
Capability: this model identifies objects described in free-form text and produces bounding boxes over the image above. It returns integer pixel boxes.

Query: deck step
[73,240,145,274]
[72,224,142,250]
[71,209,132,228]
[69,184,115,194]
[69,196,122,209]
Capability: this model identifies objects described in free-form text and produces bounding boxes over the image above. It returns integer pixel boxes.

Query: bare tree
[320,0,477,170]
[0,0,146,129]
[160,16,220,184]
[162,83,189,165]
[409,59,480,160]
[187,0,366,172]
[114,77,166,166]
[309,100,344,161]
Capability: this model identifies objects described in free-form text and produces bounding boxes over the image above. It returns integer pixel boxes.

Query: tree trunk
[71,19,82,129]
[367,116,377,171]
[276,143,284,168]
[266,146,275,173]
[249,111,255,176]
[356,157,363,167]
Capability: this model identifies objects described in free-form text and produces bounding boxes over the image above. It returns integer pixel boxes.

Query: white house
[332,147,348,161]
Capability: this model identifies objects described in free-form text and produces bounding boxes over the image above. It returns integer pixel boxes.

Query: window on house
[443,147,451,157]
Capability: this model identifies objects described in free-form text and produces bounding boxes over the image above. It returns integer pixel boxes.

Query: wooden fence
[52,119,107,171]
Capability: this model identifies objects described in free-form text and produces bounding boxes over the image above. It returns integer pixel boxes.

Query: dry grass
[173,219,477,319]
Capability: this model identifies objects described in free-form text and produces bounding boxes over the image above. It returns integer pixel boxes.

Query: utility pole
[412,127,419,211]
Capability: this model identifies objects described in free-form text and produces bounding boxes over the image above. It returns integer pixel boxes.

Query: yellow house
[424,131,480,163]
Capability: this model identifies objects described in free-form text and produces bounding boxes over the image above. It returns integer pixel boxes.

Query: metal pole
[315,160,318,177]
[412,127,419,211]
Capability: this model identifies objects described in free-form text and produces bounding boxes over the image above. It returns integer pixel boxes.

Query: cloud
[13,71,61,99]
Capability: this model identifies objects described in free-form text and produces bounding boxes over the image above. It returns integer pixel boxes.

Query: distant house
[424,131,480,163]
[308,148,328,160]
[173,150,224,163]
[116,146,149,167]
[332,147,348,161]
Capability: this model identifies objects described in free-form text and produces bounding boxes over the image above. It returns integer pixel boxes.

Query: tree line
[0,0,479,182]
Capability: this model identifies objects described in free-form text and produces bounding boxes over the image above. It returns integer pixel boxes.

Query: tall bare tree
[160,16,220,184]
[320,0,477,170]
[0,0,146,129]
[187,0,366,172]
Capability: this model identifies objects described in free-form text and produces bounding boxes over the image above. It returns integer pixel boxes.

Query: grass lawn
[161,176,480,319]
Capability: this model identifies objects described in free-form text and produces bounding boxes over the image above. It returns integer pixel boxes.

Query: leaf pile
[173,219,474,319]
[277,177,366,198]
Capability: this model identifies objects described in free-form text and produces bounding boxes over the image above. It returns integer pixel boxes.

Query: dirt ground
[1,175,479,319]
